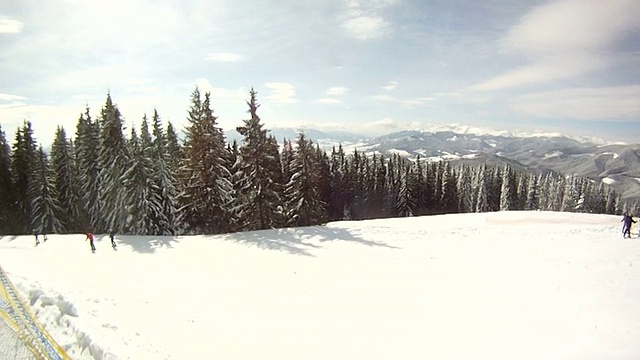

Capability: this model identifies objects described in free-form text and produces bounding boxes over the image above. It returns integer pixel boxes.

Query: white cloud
[340,0,396,40]
[510,85,640,120]
[382,81,398,91]
[372,117,396,128]
[0,18,23,34]
[326,87,349,96]
[195,78,246,101]
[472,0,640,91]
[373,95,434,107]
[204,52,243,62]
[264,82,297,104]
[470,55,612,91]
[0,93,27,102]
[341,16,390,40]
[503,0,640,55]
[317,98,343,104]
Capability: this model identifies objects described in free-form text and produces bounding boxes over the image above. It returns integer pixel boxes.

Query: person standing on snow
[85,231,96,252]
[621,212,636,238]
[109,228,117,249]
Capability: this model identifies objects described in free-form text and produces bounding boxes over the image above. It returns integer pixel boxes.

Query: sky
[1,211,640,359]
[1,0,639,146]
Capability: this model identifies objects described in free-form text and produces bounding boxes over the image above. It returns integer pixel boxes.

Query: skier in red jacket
[85,232,96,252]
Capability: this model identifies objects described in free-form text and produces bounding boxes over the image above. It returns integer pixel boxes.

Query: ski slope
[1,211,639,359]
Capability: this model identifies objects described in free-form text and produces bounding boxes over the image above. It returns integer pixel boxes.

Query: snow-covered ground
[1,211,640,360]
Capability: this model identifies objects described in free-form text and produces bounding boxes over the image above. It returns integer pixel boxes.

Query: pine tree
[499,165,516,211]
[516,174,528,210]
[605,188,617,215]
[148,110,183,235]
[441,161,458,213]
[51,127,81,232]
[410,156,427,216]
[370,154,387,218]
[234,88,283,231]
[327,145,348,221]
[475,165,490,213]
[0,125,13,234]
[525,174,539,210]
[31,147,64,234]
[165,121,183,174]
[457,165,474,213]
[11,121,39,233]
[396,165,414,217]
[75,107,101,231]
[98,94,129,232]
[561,175,579,212]
[283,132,328,227]
[181,89,233,234]
[122,122,158,234]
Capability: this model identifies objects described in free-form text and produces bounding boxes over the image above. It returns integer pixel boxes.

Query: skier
[621,212,636,238]
[109,228,117,249]
[33,230,39,246]
[85,231,96,252]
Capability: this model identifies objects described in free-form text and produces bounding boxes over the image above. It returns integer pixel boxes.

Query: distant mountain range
[225,127,640,200]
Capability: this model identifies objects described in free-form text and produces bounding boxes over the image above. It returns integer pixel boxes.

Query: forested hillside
[0,88,627,236]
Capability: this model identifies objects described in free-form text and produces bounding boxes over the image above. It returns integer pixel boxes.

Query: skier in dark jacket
[109,228,117,249]
[621,212,636,238]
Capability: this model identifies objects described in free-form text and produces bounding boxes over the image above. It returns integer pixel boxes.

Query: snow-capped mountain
[251,127,640,200]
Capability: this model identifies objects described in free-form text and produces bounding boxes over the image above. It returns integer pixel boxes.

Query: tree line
[0,87,627,236]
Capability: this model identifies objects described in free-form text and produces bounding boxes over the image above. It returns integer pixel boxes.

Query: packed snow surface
[1,211,639,360]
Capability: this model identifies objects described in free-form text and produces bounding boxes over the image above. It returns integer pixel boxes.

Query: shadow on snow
[220,225,400,257]
[111,235,180,254]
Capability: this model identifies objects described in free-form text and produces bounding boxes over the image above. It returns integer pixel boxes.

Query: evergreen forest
[0,88,627,236]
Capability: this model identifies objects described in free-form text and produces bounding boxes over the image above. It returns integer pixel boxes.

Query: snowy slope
[1,211,639,360]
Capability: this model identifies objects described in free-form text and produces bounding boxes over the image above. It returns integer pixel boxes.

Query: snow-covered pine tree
[516,173,528,210]
[314,144,332,221]
[372,153,388,218]
[151,110,183,235]
[457,165,474,213]
[234,88,283,231]
[30,147,63,234]
[487,167,502,211]
[165,121,183,175]
[396,165,414,217]
[0,125,13,234]
[281,137,293,178]
[51,127,81,233]
[591,183,608,214]
[441,161,458,213]
[181,89,233,234]
[409,156,427,216]
[561,175,579,212]
[75,107,101,231]
[283,132,328,227]
[543,173,563,211]
[267,134,287,227]
[605,187,617,215]
[525,173,540,210]
[11,121,39,233]
[424,162,437,214]
[350,149,370,220]
[122,121,159,235]
[434,161,445,212]
[499,165,516,211]
[475,165,490,213]
[327,145,348,221]
[98,94,129,233]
